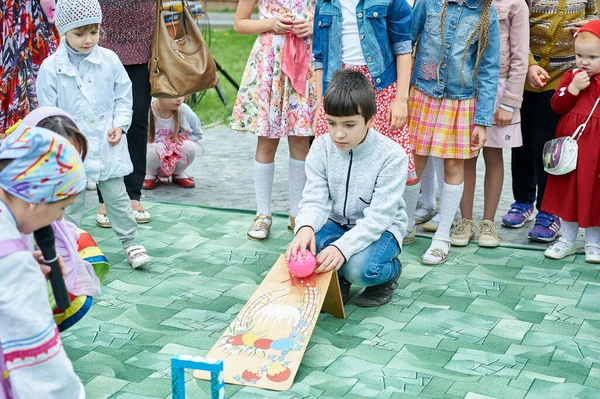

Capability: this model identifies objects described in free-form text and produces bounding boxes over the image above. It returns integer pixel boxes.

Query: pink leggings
[146,140,196,177]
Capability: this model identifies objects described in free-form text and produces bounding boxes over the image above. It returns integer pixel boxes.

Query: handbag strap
[571,97,600,141]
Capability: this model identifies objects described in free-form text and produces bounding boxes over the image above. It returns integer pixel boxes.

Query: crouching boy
[286,69,408,307]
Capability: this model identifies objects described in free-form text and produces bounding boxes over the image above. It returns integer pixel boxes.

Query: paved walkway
[84,126,585,250]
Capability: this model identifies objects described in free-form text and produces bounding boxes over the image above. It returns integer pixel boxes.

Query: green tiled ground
[66,202,600,398]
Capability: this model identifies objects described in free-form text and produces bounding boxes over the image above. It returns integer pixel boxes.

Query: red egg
[242,370,261,382]
[253,338,273,350]
[267,367,291,383]
[226,334,244,346]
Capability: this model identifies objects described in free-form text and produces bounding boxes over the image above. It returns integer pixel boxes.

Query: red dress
[542,70,600,228]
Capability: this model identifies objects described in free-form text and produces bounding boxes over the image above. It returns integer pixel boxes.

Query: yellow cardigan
[527,0,598,92]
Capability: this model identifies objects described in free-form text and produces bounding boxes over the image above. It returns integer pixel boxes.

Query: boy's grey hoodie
[295,129,408,260]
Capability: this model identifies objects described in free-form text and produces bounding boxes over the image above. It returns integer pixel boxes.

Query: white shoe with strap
[248,214,272,241]
[585,243,600,264]
[126,245,152,269]
[544,237,577,260]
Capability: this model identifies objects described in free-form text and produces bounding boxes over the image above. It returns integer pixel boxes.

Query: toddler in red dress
[542,21,600,264]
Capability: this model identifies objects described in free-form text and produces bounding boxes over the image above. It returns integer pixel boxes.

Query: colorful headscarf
[22,106,77,127]
[0,125,86,203]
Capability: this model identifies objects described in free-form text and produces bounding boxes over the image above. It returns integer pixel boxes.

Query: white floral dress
[230,0,317,137]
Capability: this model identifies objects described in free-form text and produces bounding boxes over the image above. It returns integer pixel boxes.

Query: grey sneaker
[478,220,500,248]
[450,218,476,247]
[414,204,436,224]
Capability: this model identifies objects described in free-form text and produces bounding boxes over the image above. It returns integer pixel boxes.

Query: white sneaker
[544,237,577,260]
[126,245,152,269]
[585,243,600,264]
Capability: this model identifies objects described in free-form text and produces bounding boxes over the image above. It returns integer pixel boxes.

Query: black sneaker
[339,276,351,304]
[355,261,402,307]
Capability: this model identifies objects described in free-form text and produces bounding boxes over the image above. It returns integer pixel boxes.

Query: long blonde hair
[438,0,493,86]
[148,102,181,143]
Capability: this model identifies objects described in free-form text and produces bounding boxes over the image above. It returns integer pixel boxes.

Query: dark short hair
[323,69,377,123]
[37,116,88,161]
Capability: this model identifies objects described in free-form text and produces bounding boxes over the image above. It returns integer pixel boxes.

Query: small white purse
[543,97,600,176]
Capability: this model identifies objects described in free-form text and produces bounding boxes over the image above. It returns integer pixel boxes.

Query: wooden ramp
[194,255,345,391]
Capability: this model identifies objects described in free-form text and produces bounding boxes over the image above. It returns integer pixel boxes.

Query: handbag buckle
[174,49,185,60]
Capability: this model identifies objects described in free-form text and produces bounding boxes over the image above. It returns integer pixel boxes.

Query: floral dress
[230,0,317,137]
[0,0,60,134]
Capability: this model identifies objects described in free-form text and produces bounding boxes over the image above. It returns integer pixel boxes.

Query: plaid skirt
[408,88,477,159]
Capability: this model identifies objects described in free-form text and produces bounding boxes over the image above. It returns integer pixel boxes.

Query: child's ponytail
[463,0,493,86]
[148,104,181,144]
[149,107,156,144]
[438,0,493,86]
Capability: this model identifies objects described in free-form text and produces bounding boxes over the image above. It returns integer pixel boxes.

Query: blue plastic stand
[171,355,225,399]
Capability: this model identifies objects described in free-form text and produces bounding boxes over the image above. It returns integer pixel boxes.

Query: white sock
[434,182,464,242]
[434,157,445,204]
[586,227,600,245]
[254,161,274,216]
[288,158,306,218]
[404,182,421,230]
[419,158,436,208]
[553,221,578,249]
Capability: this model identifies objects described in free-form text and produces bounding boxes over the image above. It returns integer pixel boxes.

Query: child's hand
[526,65,549,89]
[291,19,312,38]
[387,97,408,130]
[568,69,590,95]
[493,108,513,127]
[470,125,487,151]
[33,250,66,277]
[107,127,122,146]
[285,226,316,261]
[271,16,294,34]
[315,246,345,273]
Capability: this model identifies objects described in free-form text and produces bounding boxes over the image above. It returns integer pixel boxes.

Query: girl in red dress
[542,21,600,264]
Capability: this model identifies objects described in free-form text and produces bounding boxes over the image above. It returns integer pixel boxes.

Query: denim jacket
[411,0,500,126]
[313,0,413,93]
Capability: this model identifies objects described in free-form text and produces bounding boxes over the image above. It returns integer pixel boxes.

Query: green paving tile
[444,348,527,378]
[577,284,600,312]
[60,203,600,398]
[85,375,129,399]
[302,344,346,368]
[403,308,499,345]
[525,379,599,398]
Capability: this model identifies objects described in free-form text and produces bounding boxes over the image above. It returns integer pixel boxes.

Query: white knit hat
[55,0,102,34]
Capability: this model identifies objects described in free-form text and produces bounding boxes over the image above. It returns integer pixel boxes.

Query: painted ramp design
[194,255,344,391]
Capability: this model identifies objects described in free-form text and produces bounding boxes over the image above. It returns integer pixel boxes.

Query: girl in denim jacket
[452,0,529,249]
[312,0,416,185]
[406,0,501,265]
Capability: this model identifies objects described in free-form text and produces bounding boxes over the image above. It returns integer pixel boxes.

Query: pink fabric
[21,220,101,297]
[282,33,310,96]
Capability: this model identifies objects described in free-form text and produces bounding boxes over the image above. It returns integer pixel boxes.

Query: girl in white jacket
[36,0,151,268]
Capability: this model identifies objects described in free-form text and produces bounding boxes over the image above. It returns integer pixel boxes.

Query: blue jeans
[315,220,401,287]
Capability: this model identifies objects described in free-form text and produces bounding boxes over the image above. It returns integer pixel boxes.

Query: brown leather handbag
[149,0,219,97]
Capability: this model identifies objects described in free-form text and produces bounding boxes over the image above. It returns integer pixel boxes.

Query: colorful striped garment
[0,0,60,134]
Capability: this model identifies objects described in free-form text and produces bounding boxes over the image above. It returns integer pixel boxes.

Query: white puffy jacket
[37,41,134,182]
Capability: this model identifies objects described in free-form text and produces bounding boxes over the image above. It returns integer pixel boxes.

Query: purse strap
[571,97,600,141]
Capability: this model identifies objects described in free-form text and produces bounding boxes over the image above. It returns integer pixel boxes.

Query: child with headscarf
[0,125,86,398]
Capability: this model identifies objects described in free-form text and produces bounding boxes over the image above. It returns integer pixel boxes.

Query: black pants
[511,90,561,210]
[99,63,151,203]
